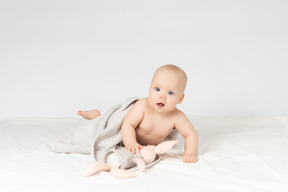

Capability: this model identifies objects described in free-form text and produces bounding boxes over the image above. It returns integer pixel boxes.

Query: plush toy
[83,140,179,179]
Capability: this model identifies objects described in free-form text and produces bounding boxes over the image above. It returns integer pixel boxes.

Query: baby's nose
[159,94,166,99]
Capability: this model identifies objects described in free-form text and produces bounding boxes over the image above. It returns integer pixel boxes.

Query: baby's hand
[183,153,199,163]
[125,142,143,154]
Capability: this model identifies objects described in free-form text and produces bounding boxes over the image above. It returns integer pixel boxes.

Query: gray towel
[51,97,139,163]
[51,97,178,169]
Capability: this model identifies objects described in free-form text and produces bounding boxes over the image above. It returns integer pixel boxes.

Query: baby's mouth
[157,103,165,107]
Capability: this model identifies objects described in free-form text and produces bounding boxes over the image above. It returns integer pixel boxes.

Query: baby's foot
[78,109,100,120]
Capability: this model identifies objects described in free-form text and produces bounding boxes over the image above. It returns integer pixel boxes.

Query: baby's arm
[175,112,199,163]
[121,100,144,154]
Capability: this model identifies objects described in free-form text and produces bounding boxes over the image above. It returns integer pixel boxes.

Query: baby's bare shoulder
[128,98,148,113]
[133,98,149,108]
[172,108,189,122]
[136,97,148,104]
[123,98,147,124]
[172,108,187,117]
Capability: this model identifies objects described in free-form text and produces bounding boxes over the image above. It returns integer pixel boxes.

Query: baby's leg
[78,109,100,120]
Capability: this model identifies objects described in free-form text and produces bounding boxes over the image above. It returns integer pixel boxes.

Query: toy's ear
[146,145,156,150]
[83,161,111,177]
[110,167,136,179]
[154,140,180,154]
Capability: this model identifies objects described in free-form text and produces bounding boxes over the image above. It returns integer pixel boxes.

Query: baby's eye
[168,91,174,95]
[155,88,160,92]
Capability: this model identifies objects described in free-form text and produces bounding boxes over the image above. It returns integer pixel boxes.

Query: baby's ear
[178,94,185,104]
[154,140,180,154]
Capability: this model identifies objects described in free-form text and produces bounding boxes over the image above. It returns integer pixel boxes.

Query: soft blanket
[51,97,139,163]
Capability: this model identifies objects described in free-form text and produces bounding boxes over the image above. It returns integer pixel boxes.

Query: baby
[79,65,198,163]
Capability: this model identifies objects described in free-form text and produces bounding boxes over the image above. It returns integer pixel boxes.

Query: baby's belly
[136,133,166,146]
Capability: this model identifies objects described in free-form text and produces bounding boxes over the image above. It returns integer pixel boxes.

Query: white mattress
[1,116,288,192]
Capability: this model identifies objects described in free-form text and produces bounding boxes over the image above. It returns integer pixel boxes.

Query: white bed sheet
[0,116,288,192]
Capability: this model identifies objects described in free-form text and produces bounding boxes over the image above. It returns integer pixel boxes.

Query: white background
[0,0,287,121]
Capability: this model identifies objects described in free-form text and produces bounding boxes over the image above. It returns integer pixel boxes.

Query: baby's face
[148,69,185,113]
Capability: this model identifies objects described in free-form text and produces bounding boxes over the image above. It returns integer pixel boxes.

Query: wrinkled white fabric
[1,116,288,192]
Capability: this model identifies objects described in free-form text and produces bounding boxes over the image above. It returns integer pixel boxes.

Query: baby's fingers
[192,157,199,163]
[137,145,143,152]
[126,147,135,153]
[130,147,137,154]
[183,156,199,163]
[182,156,191,163]
[127,145,142,154]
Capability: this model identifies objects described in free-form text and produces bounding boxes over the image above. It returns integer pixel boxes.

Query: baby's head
[148,65,187,113]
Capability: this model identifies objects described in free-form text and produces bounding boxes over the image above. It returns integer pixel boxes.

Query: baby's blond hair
[153,64,187,92]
